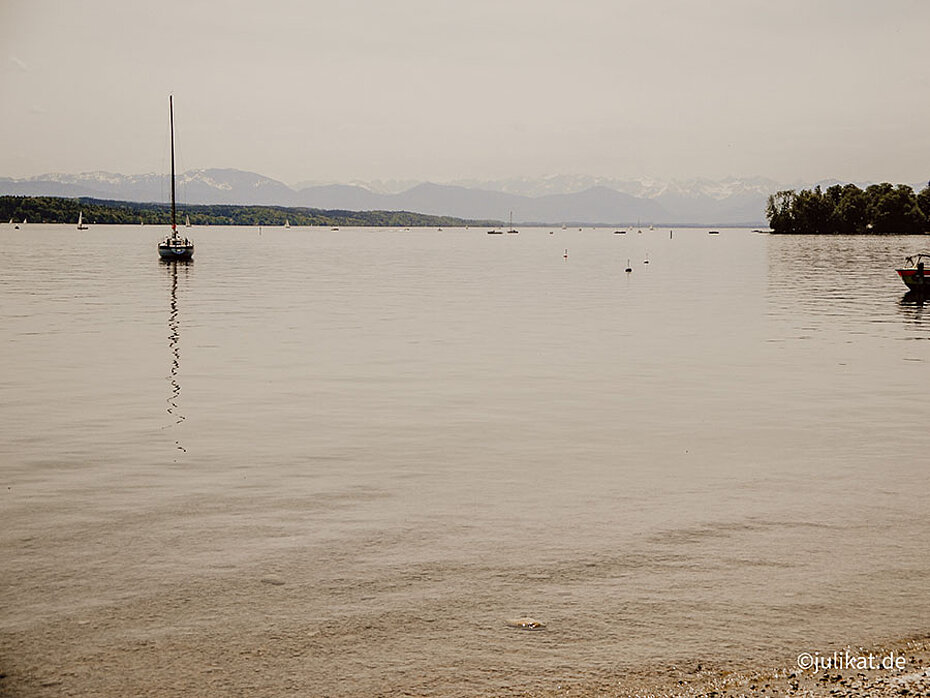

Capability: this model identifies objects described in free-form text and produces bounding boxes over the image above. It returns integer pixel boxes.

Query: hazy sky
[3,0,930,186]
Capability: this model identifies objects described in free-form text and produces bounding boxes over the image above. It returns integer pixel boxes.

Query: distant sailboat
[77,211,88,230]
[157,96,194,261]
[506,211,519,234]
[284,219,290,229]
[185,215,191,228]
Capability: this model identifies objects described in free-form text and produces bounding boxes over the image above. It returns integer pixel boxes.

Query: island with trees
[0,196,498,229]
[766,182,930,234]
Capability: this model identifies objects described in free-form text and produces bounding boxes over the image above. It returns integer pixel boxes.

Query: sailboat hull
[158,243,194,261]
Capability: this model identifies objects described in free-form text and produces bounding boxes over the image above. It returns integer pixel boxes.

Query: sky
[3,0,930,187]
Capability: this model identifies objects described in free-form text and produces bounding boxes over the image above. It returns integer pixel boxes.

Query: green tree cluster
[766,182,930,234]
[0,196,498,228]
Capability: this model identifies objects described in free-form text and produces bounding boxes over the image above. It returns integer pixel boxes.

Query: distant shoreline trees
[766,182,930,234]
[0,196,497,228]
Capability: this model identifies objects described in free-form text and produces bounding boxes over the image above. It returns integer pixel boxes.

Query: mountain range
[0,169,802,225]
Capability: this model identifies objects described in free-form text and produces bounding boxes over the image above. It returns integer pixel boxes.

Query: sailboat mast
[169,95,177,236]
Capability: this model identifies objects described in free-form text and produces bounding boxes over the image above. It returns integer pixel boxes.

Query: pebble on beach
[506,617,546,630]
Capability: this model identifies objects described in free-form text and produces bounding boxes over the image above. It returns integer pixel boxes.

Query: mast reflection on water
[164,259,190,455]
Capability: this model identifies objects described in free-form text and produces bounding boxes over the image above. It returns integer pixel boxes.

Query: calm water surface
[1,224,928,694]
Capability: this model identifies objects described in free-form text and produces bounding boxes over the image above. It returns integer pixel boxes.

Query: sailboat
[185,215,191,228]
[77,211,88,230]
[158,96,194,261]
[284,219,290,229]
[506,211,519,234]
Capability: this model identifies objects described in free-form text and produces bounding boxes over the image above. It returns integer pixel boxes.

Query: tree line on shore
[0,196,496,228]
[766,182,930,234]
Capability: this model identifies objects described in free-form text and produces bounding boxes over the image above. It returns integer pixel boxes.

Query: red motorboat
[896,253,930,291]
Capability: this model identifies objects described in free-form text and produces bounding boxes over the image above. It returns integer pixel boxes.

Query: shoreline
[3,633,928,697]
[659,636,930,698]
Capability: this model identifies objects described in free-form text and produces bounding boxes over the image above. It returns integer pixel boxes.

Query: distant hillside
[0,170,774,225]
[0,196,497,228]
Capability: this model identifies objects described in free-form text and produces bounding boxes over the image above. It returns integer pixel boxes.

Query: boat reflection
[164,259,190,454]
[898,289,927,325]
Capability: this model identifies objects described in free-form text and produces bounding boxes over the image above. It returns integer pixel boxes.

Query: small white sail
[285,219,290,228]
[185,215,191,228]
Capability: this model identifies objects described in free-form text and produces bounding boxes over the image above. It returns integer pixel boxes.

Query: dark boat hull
[159,244,194,261]
[897,268,929,290]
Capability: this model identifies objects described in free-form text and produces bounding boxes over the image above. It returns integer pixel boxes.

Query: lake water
[1,224,929,695]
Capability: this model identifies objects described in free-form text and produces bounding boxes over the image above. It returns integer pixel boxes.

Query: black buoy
[625,259,632,273]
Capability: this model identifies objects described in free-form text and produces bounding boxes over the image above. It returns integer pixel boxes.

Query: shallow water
[1,224,928,694]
